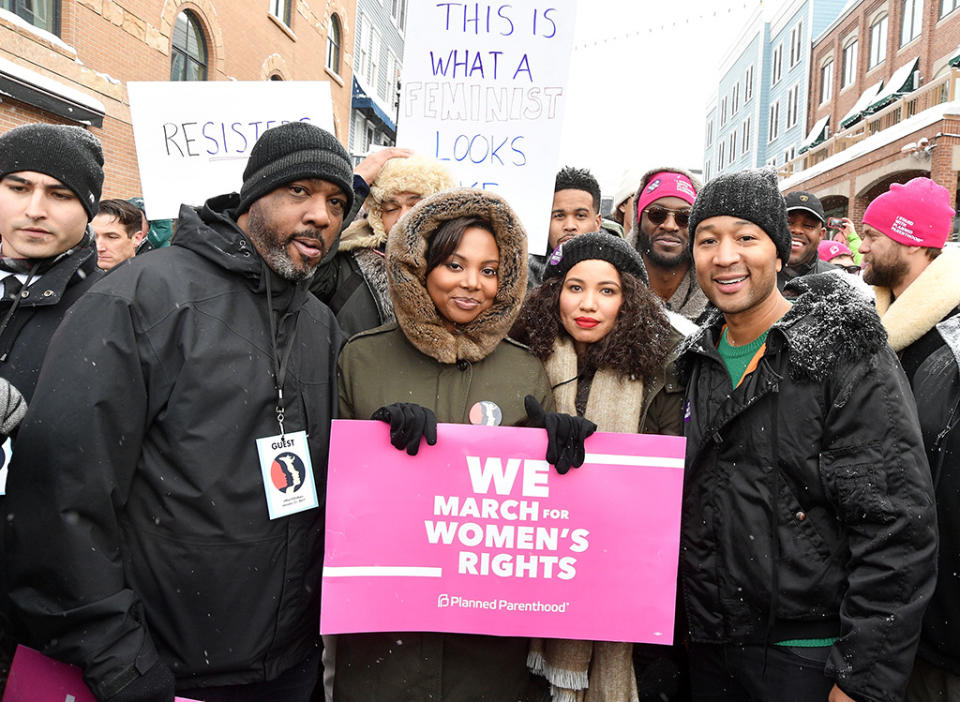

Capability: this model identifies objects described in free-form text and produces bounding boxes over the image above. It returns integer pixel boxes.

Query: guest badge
[256,430,319,519]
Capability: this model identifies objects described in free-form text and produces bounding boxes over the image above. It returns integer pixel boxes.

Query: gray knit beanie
[687,167,791,263]
[236,121,354,215]
[0,124,104,220]
[545,231,648,283]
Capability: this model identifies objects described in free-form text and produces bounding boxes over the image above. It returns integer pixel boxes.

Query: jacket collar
[874,247,960,352]
[8,226,99,308]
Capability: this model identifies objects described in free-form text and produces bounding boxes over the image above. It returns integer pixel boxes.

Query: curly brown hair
[511,271,674,382]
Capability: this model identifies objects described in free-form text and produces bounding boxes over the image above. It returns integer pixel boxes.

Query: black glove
[371,403,438,455]
[524,395,596,474]
[104,662,175,702]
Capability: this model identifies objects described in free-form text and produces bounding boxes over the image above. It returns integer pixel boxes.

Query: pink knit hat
[818,239,852,262]
[636,171,698,221]
[862,177,955,249]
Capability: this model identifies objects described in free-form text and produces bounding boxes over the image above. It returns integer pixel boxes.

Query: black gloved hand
[104,662,175,702]
[371,403,438,455]
[524,395,597,475]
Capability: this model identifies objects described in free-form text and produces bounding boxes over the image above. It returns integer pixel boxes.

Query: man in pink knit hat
[859,176,960,382]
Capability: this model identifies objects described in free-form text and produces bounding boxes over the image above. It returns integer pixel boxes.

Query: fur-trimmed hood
[625,165,702,249]
[340,155,456,253]
[679,272,887,382]
[874,247,960,352]
[386,188,528,364]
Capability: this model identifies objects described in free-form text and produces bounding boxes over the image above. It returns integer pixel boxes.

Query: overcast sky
[557,0,764,197]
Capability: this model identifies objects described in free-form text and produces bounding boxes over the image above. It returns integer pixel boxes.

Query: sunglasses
[643,206,691,228]
[839,264,862,274]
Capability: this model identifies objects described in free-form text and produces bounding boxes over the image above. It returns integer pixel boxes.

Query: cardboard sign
[2,645,199,702]
[396,2,579,254]
[321,421,685,644]
[127,81,335,220]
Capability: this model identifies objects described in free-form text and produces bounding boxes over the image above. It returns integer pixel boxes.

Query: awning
[0,56,104,127]
[798,115,830,153]
[351,78,396,139]
[839,80,884,129]
[865,58,919,114]
[949,45,960,67]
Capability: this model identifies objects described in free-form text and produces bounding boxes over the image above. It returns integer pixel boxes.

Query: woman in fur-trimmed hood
[315,154,456,337]
[334,188,555,702]
[512,232,689,702]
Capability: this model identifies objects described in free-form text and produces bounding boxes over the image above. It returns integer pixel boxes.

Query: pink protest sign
[321,420,685,644]
[2,645,200,702]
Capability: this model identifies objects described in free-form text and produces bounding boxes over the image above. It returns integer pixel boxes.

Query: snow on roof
[0,8,77,57]
[0,55,105,115]
[800,114,830,150]
[868,58,919,109]
[840,80,883,125]
[780,99,960,190]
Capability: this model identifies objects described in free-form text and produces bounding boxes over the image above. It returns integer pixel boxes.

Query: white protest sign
[127,81,335,220]
[397,2,578,254]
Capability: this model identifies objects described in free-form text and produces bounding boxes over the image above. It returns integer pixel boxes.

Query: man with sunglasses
[628,167,707,321]
[779,191,837,290]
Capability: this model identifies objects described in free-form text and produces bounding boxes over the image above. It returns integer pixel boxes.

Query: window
[942,0,960,17]
[820,59,834,102]
[1,0,59,34]
[366,26,382,86]
[270,0,291,26]
[391,0,408,28]
[382,49,400,103]
[729,129,737,162]
[786,84,800,128]
[706,120,714,147]
[742,117,751,152]
[357,13,369,78]
[869,15,888,68]
[769,100,780,141]
[718,141,726,171]
[170,11,207,81]
[767,156,778,167]
[842,39,857,89]
[720,96,728,126]
[704,161,711,182]
[745,65,754,101]
[732,82,740,114]
[772,44,783,85]
[783,146,796,162]
[789,22,803,67]
[327,14,342,74]
[901,0,922,45]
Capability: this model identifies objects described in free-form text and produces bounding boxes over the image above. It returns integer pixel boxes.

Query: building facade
[703,0,846,179]
[348,0,406,161]
[0,0,356,200]
[781,0,960,225]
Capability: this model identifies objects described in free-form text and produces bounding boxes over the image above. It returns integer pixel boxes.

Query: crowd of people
[0,118,957,702]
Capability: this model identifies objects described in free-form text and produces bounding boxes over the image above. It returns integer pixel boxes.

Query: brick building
[780,0,960,227]
[0,0,356,201]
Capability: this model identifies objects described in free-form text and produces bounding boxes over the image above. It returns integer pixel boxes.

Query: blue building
[349,0,408,161]
[704,0,846,180]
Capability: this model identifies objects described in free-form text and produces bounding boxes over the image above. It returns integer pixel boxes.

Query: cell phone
[827,217,844,229]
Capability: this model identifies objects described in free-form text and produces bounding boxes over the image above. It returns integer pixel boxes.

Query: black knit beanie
[687,167,791,263]
[236,121,354,215]
[544,231,648,283]
[0,124,104,220]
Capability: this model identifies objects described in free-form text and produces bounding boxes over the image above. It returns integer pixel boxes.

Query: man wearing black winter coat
[680,168,937,702]
[4,122,351,702]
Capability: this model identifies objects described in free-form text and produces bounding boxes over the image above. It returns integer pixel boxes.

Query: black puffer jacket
[5,194,341,698]
[678,273,937,702]
[913,312,960,676]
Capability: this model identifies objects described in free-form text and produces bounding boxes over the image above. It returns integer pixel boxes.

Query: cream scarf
[527,337,642,702]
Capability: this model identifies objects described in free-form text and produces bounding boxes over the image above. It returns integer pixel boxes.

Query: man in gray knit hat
[6,121,350,701]
[678,168,936,702]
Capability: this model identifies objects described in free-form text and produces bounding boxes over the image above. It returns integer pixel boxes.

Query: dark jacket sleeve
[821,347,938,702]
[5,290,161,701]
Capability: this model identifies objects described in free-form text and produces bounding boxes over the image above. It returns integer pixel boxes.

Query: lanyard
[264,265,299,437]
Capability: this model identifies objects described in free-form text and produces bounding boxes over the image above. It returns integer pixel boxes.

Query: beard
[862,255,908,288]
[636,230,691,269]
[245,205,324,283]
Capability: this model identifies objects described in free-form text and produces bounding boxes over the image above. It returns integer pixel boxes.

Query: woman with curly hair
[512,231,691,702]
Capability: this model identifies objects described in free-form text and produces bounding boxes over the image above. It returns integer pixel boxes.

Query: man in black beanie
[6,121,350,701]
[678,167,936,702]
[0,123,104,402]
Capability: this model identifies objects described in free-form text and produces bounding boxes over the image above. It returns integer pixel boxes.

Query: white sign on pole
[127,81,336,220]
[397,2,578,255]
